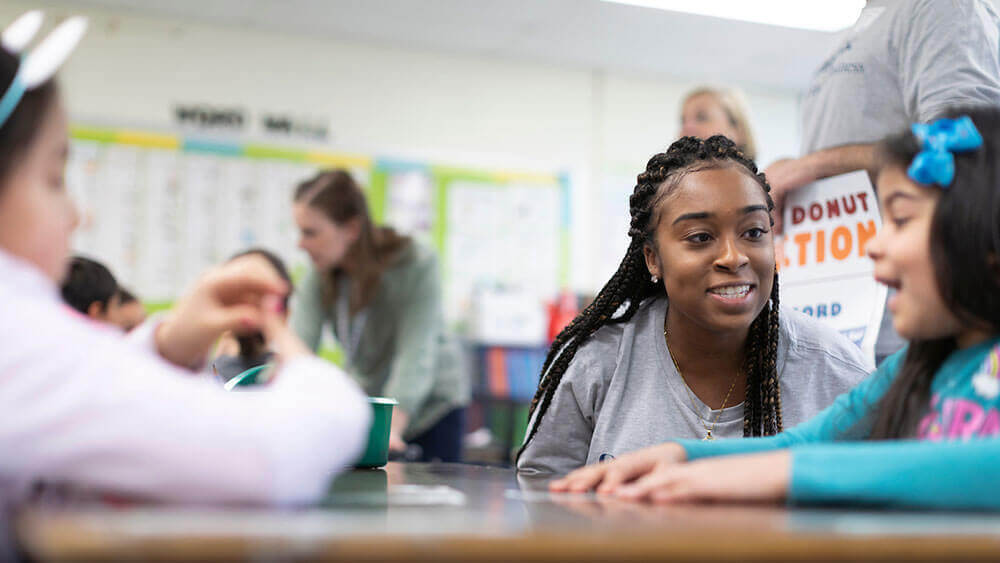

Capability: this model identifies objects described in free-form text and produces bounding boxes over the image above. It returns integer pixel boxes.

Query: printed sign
[779,171,886,363]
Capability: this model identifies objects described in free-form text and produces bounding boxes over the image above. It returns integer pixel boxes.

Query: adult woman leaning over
[290,170,469,462]
[517,136,871,475]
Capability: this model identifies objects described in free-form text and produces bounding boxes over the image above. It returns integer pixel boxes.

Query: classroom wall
[1,1,803,293]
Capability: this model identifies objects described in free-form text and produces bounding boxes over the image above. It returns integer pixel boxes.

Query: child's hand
[549,442,687,494]
[258,294,311,363]
[212,331,240,358]
[614,451,791,504]
[155,255,289,369]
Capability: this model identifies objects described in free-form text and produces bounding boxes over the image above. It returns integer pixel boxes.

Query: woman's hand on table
[614,450,791,504]
[155,254,290,369]
[549,442,688,494]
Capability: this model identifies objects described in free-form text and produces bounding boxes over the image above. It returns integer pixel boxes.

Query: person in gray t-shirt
[517,136,872,476]
[765,0,1000,362]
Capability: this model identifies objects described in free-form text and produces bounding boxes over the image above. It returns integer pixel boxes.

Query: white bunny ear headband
[0,11,87,129]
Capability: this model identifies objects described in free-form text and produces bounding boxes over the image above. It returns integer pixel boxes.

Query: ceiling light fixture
[602,0,866,32]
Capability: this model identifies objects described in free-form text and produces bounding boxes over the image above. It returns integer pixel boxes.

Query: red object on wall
[546,291,579,343]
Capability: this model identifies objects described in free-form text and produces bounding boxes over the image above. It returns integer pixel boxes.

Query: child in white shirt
[0,14,371,506]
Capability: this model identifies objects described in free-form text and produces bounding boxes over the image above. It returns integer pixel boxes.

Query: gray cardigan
[291,242,469,439]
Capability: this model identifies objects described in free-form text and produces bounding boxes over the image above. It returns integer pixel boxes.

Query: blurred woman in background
[290,170,469,462]
[680,86,757,161]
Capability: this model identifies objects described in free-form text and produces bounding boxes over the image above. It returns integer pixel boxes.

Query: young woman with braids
[517,135,871,476]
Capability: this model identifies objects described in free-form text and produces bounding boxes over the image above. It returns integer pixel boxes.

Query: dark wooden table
[14,462,1000,561]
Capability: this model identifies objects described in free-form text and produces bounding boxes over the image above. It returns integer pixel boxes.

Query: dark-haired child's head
[0,47,77,282]
[870,107,1000,346]
[228,248,292,360]
[61,255,119,322]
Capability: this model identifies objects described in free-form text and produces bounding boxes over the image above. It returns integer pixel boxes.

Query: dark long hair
[0,48,59,191]
[868,107,1000,439]
[293,169,411,313]
[519,136,783,458]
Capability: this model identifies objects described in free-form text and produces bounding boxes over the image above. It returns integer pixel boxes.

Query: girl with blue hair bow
[550,106,1000,511]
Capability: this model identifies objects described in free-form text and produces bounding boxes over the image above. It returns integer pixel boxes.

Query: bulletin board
[65,125,570,331]
[66,126,370,305]
[432,166,569,327]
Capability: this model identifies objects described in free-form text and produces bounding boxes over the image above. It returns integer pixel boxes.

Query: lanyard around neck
[335,276,368,365]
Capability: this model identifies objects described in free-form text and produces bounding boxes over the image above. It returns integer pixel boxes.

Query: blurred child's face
[0,99,78,282]
[87,293,120,323]
[680,94,741,146]
[110,300,147,332]
[869,165,964,342]
[293,202,360,271]
[644,165,775,336]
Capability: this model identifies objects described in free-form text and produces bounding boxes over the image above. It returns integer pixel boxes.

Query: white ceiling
[65,0,857,92]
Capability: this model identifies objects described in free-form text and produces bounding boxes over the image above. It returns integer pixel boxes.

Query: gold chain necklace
[663,325,741,441]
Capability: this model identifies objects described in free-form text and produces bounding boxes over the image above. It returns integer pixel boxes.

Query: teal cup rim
[369,397,398,405]
[223,363,274,391]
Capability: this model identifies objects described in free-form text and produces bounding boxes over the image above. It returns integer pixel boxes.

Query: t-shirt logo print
[972,346,1000,401]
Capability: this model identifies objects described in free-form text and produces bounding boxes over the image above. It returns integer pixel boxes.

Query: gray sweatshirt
[517,297,872,475]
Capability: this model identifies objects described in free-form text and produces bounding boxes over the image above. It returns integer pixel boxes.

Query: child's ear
[86,301,105,321]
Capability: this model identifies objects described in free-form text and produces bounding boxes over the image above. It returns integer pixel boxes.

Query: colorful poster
[66,141,102,256]
[443,180,562,330]
[779,171,886,363]
[137,149,182,301]
[386,170,434,244]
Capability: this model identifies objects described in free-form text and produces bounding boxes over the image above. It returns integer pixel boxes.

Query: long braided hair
[519,136,783,458]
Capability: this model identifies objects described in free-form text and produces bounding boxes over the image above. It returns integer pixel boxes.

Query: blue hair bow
[907,116,983,188]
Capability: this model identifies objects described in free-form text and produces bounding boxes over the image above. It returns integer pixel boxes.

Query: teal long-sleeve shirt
[677,337,1000,510]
